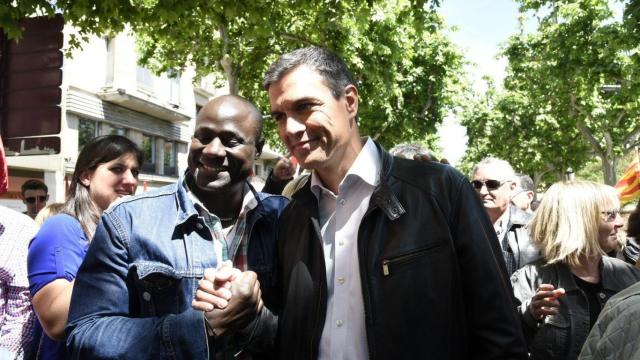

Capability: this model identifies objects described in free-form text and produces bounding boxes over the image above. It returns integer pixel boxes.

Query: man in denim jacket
[66,95,288,359]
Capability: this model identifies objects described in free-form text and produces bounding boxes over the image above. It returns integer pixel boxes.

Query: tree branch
[570,94,603,155]
[613,109,626,128]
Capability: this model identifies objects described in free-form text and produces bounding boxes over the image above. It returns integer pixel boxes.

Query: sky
[436,0,523,165]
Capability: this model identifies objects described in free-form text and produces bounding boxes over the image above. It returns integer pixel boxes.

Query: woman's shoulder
[33,213,85,245]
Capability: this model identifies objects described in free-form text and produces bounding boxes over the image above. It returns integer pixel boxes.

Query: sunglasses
[25,196,47,204]
[471,179,508,191]
[601,209,621,222]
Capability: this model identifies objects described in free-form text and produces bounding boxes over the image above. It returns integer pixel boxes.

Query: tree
[501,0,640,185]
[2,0,463,150]
[459,77,590,191]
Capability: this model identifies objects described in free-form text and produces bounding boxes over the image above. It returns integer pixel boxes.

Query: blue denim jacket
[66,178,288,359]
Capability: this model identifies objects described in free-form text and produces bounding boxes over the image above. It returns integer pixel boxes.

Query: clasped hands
[192,261,263,337]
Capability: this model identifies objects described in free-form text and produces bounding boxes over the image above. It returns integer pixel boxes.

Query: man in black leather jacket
[194,47,528,359]
[256,47,529,359]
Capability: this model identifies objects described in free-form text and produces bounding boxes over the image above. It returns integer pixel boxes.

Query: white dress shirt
[310,138,380,360]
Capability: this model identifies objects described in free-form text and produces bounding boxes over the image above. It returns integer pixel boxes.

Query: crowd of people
[1,46,640,360]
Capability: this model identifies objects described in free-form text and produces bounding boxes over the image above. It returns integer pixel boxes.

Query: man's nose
[202,137,226,157]
[282,116,306,137]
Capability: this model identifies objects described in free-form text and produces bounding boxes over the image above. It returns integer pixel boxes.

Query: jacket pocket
[133,261,184,317]
[532,313,570,359]
[381,243,445,276]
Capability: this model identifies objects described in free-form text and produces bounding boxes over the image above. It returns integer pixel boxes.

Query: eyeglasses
[25,196,47,204]
[601,209,621,222]
[471,179,509,191]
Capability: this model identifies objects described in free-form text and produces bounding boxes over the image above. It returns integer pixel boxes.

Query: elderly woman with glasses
[511,180,640,360]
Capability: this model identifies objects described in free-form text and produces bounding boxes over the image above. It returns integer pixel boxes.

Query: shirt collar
[310,137,380,198]
[184,179,257,220]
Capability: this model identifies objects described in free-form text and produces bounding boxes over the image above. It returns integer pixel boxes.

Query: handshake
[192,261,263,337]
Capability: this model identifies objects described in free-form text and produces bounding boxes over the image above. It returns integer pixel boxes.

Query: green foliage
[1,0,464,151]
[462,0,640,185]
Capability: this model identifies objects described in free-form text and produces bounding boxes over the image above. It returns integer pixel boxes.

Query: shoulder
[38,214,84,238]
[510,206,533,226]
[104,182,179,217]
[32,214,85,248]
[603,256,640,282]
[256,191,289,212]
[391,157,466,188]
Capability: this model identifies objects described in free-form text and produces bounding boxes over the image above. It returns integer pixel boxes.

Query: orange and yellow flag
[615,149,640,203]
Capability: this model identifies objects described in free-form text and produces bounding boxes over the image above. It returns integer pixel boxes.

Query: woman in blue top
[28,135,142,359]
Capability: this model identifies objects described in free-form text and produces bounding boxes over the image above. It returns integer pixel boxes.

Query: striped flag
[615,149,640,203]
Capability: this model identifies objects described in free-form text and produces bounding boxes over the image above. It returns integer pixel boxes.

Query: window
[141,134,155,173]
[78,119,97,150]
[168,69,180,105]
[163,141,177,176]
[136,66,155,92]
[101,123,126,136]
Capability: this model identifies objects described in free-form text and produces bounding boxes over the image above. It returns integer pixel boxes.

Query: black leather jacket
[269,143,528,359]
[511,257,640,360]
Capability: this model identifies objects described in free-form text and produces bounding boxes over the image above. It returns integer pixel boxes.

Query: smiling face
[187,97,262,194]
[598,201,623,253]
[82,153,139,211]
[268,65,359,173]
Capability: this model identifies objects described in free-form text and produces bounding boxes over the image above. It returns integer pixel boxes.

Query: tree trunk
[601,155,618,185]
[218,24,238,95]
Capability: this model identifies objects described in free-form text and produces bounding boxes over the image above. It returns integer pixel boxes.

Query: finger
[215,266,242,283]
[195,289,229,309]
[540,307,560,316]
[534,298,560,309]
[198,279,232,299]
[532,290,557,300]
[536,284,556,292]
[234,271,258,295]
[203,268,217,282]
[192,299,215,312]
[552,288,566,297]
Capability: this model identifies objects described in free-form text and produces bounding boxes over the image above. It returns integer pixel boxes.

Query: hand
[272,157,295,180]
[192,261,241,311]
[202,271,264,337]
[528,284,565,321]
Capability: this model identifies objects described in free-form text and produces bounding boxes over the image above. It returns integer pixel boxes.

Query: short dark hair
[517,174,535,192]
[21,179,48,195]
[263,47,355,99]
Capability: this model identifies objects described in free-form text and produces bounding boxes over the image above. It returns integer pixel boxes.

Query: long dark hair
[64,135,143,239]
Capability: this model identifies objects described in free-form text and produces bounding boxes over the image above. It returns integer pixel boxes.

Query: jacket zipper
[382,246,437,276]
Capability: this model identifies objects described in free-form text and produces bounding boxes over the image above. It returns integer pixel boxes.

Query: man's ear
[344,84,359,121]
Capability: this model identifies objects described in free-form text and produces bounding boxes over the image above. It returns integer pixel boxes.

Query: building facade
[1,25,281,212]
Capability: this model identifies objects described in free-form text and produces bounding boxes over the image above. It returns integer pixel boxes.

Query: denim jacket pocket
[133,261,185,317]
[533,313,570,359]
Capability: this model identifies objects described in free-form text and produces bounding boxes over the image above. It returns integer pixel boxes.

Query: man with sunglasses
[472,157,541,276]
[20,179,49,219]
